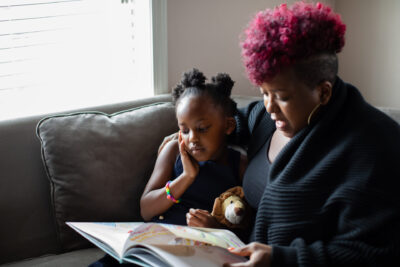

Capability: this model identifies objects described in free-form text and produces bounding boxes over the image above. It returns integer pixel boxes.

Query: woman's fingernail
[227,247,235,251]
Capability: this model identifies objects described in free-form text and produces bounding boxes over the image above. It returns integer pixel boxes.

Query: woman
[223,2,400,266]
[186,2,400,266]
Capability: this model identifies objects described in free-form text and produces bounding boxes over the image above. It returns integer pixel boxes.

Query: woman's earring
[307,103,321,125]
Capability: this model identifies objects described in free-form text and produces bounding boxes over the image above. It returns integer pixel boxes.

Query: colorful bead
[165,181,181,203]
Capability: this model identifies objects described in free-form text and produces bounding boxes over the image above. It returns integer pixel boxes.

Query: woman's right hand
[158,132,179,155]
[224,242,272,267]
[178,131,199,180]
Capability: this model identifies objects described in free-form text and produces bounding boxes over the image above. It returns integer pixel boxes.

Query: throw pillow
[36,102,178,251]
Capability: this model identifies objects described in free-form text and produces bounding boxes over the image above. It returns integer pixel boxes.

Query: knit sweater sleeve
[254,106,400,266]
[270,191,400,267]
[231,100,265,146]
[246,79,400,266]
[267,140,400,267]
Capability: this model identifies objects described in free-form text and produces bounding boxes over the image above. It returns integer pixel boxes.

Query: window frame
[151,0,168,95]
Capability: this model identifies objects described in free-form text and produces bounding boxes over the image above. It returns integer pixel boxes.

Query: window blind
[0,0,153,120]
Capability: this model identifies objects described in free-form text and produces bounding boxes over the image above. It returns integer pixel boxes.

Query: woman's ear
[318,81,332,105]
[225,117,236,135]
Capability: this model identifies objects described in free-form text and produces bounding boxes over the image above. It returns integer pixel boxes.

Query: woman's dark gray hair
[292,53,338,88]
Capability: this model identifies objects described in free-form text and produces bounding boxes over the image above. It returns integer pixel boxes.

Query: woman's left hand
[186,208,222,228]
[223,242,272,267]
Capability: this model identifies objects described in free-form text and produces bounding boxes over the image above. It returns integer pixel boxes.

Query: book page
[158,224,245,248]
[68,222,246,266]
[67,222,142,259]
[124,244,246,267]
[195,227,245,248]
[122,223,184,253]
[122,223,244,250]
[124,247,170,267]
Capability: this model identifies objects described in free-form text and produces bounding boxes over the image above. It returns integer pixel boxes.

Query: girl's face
[260,68,324,138]
[176,95,234,162]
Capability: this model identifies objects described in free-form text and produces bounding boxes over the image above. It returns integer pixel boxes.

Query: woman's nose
[264,95,276,114]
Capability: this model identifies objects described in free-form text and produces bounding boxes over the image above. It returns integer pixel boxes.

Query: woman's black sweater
[235,77,400,266]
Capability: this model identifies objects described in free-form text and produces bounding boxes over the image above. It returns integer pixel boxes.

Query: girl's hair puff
[172,68,237,117]
[241,1,346,86]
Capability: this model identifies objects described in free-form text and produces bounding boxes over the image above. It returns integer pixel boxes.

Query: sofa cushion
[36,102,178,251]
[3,248,104,267]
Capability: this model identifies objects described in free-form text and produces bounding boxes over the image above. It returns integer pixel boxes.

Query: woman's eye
[181,129,189,134]
[277,95,289,101]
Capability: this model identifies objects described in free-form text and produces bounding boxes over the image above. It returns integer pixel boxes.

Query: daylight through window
[0,0,155,120]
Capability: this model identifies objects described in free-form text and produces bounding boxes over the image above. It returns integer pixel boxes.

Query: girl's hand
[178,131,199,180]
[223,242,272,267]
[186,208,222,228]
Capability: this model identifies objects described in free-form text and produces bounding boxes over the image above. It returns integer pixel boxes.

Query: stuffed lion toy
[211,186,250,229]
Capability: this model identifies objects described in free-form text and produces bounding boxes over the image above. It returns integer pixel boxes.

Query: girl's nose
[189,131,199,143]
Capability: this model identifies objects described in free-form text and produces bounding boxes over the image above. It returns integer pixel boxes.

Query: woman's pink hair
[241,2,346,86]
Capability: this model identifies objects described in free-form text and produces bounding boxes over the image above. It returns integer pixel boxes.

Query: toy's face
[223,195,245,225]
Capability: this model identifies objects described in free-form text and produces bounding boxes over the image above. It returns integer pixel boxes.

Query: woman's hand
[178,131,199,180]
[158,132,179,155]
[186,208,222,228]
[224,242,272,267]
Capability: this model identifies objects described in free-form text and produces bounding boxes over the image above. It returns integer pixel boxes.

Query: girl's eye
[181,129,189,134]
[197,126,210,133]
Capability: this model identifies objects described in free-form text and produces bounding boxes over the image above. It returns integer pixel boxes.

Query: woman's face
[260,69,321,138]
[176,95,234,162]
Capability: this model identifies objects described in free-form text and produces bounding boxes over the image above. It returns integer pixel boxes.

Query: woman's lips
[275,120,286,129]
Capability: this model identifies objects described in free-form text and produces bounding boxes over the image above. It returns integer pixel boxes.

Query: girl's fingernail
[227,247,235,251]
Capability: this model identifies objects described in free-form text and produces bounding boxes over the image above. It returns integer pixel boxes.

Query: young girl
[89,69,247,267]
[140,68,247,228]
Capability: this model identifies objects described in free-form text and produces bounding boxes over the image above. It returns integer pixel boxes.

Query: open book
[67,222,247,267]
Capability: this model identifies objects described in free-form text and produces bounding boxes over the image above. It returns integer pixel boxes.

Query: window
[0,0,167,121]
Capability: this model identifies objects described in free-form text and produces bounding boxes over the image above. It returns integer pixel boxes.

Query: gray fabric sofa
[0,94,261,266]
[0,94,398,266]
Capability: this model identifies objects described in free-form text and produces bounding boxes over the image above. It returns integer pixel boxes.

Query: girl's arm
[140,138,198,221]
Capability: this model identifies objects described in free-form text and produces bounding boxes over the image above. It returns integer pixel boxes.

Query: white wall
[167,0,334,97]
[167,1,400,109]
[336,0,400,108]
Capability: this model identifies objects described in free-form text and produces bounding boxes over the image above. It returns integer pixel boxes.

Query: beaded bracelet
[165,181,181,204]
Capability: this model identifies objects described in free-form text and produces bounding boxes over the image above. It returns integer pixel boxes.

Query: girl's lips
[190,147,204,154]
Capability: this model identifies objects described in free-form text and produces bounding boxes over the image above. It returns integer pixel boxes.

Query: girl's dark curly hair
[172,68,237,117]
[241,2,346,86]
